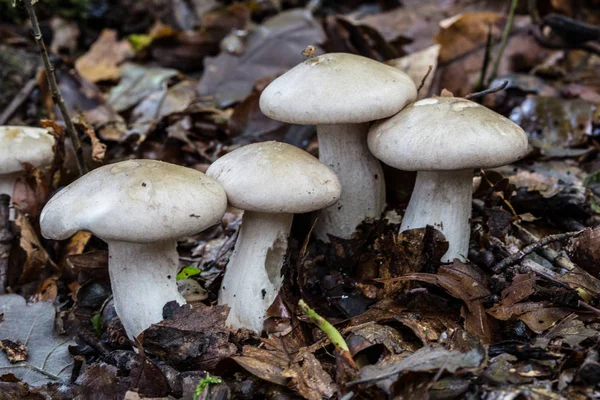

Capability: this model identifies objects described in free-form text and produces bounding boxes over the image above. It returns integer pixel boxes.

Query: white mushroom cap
[368,96,529,171]
[41,159,227,242]
[206,141,341,213]
[259,53,417,125]
[0,126,55,174]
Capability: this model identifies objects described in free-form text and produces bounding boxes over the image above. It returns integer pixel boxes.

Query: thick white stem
[107,240,185,339]
[400,169,473,262]
[219,211,292,333]
[315,123,385,241]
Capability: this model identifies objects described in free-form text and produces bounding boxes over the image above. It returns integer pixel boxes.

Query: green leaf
[193,373,222,400]
[177,266,202,281]
[91,313,102,335]
[128,34,153,52]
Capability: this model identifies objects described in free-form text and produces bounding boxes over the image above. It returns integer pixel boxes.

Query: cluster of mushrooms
[1,53,528,340]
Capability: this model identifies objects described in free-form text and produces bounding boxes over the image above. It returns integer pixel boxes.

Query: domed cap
[206,141,341,213]
[40,160,227,242]
[0,126,55,174]
[259,53,417,125]
[368,96,528,171]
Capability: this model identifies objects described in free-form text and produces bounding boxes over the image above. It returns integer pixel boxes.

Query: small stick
[22,0,87,175]
[0,75,37,125]
[513,223,578,271]
[0,195,13,294]
[474,24,493,92]
[487,0,518,84]
[465,80,509,99]
[417,65,433,93]
[492,230,584,273]
[578,301,600,317]
[299,299,350,353]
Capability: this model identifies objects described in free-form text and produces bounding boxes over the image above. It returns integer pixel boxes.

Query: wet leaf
[281,348,335,400]
[509,96,596,157]
[0,294,74,386]
[232,345,289,386]
[501,273,536,306]
[517,308,572,334]
[197,8,326,107]
[567,227,600,277]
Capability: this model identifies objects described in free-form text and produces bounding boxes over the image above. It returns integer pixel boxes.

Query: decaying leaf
[357,345,485,386]
[282,348,335,400]
[0,294,74,386]
[387,44,440,98]
[140,303,235,370]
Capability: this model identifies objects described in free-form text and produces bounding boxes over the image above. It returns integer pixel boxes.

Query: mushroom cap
[368,96,529,171]
[259,53,417,125]
[206,141,341,213]
[40,159,227,243]
[0,126,55,174]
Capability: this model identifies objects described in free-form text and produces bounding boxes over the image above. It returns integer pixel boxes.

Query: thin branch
[417,65,433,93]
[299,299,349,353]
[474,23,493,92]
[492,230,584,273]
[0,75,37,125]
[465,80,508,99]
[22,0,87,175]
[487,0,519,85]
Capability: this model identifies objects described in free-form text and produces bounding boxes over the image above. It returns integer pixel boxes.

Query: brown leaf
[346,323,407,356]
[0,340,27,363]
[232,345,289,386]
[14,213,57,285]
[28,278,58,303]
[387,44,440,99]
[74,118,106,163]
[568,227,600,277]
[140,304,236,370]
[518,308,572,334]
[501,273,536,306]
[282,348,335,400]
[75,29,133,82]
[488,301,549,321]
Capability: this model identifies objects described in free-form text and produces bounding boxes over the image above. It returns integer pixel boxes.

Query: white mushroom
[368,96,528,262]
[260,53,416,241]
[207,141,341,332]
[40,160,227,339]
[0,126,55,200]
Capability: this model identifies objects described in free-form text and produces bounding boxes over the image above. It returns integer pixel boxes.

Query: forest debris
[387,44,439,99]
[140,303,235,370]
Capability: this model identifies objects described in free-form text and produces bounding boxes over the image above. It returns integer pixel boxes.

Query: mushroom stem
[0,172,20,198]
[219,211,293,332]
[400,169,473,262]
[107,240,185,339]
[315,123,385,241]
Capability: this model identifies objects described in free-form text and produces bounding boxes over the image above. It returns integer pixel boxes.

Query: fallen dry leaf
[387,44,440,99]
[75,29,134,82]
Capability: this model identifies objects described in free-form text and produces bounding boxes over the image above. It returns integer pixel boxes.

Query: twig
[0,195,13,294]
[578,301,600,317]
[22,0,87,176]
[492,230,584,273]
[299,299,349,353]
[527,0,540,24]
[487,0,518,84]
[513,223,578,271]
[474,24,493,92]
[465,80,508,99]
[417,65,433,93]
[0,75,37,125]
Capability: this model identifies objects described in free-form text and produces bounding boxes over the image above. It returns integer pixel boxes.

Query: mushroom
[40,159,227,339]
[368,96,528,262]
[207,141,341,332]
[259,53,416,241]
[0,126,55,199]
